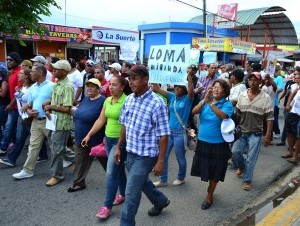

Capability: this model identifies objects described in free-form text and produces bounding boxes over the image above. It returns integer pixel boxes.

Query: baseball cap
[123,65,149,77]
[51,60,71,72]
[200,63,206,67]
[86,60,95,67]
[22,60,32,67]
[31,55,46,64]
[249,72,262,80]
[221,118,235,142]
[85,78,101,88]
[109,63,122,72]
[189,64,198,71]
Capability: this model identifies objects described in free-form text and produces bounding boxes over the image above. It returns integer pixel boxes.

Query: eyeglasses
[86,64,93,67]
[6,58,13,62]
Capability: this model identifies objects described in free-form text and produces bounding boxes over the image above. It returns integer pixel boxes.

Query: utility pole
[203,0,206,37]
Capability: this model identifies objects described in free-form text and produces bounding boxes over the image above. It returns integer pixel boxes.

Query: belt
[36,117,46,120]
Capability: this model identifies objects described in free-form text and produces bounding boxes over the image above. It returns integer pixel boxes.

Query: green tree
[0,0,60,41]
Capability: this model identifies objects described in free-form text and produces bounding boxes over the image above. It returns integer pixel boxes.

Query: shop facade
[0,23,139,64]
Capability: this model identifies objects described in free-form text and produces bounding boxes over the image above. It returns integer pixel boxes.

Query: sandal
[281,153,293,159]
[67,185,86,193]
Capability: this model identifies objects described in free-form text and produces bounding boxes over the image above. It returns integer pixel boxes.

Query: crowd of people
[0,51,299,225]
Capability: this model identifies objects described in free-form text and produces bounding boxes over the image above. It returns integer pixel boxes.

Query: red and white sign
[215,3,238,28]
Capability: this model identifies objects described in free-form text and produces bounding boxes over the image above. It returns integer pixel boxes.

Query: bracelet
[209,102,214,107]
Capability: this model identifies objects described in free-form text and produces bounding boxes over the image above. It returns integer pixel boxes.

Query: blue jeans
[160,129,186,182]
[7,117,48,164]
[281,109,289,143]
[273,106,280,134]
[104,137,127,209]
[232,133,263,183]
[0,109,18,150]
[120,152,169,226]
[0,105,8,141]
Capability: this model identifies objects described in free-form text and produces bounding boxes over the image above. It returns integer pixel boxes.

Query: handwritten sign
[148,44,191,85]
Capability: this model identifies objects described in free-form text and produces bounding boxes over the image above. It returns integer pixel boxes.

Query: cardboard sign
[148,44,192,85]
[266,56,277,77]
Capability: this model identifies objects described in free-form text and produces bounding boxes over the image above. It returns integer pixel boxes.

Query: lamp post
[203,0,206,38]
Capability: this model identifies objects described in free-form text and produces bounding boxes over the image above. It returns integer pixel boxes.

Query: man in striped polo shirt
[232,72,274,191]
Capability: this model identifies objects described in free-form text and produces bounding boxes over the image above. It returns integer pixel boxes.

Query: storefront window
[6,39,34,60]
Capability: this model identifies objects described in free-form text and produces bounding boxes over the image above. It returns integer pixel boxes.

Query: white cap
[31,55,46,64]
[109,63,122,72]
[221,118,235,142]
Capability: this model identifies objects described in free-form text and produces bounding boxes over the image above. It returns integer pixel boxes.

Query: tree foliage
[0,0,60,39]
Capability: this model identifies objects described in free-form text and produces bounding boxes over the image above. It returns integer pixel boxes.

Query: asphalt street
[0,112,295,226]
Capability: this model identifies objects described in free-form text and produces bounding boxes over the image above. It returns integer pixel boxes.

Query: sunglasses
[6,58,13,62]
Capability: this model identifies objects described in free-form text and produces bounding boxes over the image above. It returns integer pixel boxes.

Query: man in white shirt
[106,63,121,81]
[67,58,83,104]
[31,55,52,81]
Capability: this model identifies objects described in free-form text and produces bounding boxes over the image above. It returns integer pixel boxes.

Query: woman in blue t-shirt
[68,78,107,192]
[191,79,233,210]
[151,71,194,187]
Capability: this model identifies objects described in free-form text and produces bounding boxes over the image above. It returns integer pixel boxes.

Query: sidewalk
[257,186,300,226]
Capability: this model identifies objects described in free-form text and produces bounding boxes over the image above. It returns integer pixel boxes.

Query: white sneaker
[12,169,33,179]
[173,179,185,186]
[153,181,168,187]
[63,160,73,168]
[274,134,281,139]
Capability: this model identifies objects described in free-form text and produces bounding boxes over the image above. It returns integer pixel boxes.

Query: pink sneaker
[113,194,125,206]
[95,207,112,219]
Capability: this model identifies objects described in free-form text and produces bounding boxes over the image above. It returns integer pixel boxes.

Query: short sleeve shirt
[167,92,192,129]
[119,89,170,157]
[274,76,284,106]
[104,93,127,138]
[51,77,74,130]
[198,98,233,143]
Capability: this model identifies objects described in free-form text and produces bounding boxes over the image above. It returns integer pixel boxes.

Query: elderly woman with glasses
[191,79,233,210]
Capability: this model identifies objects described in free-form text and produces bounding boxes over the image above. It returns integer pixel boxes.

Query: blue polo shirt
[27,80,54,118]
[274,76,284,107]
[198,98,233,143]
[168,92,192,129]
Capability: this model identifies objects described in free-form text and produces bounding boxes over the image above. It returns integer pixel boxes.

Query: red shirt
[100,80,111,97]
[8,66,22,109]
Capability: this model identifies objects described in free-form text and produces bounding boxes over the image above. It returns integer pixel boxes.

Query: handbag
[89,138,107,157]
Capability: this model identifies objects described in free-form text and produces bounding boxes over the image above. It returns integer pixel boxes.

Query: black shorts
[285,113,300,138]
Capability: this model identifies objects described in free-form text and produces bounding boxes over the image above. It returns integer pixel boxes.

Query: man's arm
[152,135,168,176]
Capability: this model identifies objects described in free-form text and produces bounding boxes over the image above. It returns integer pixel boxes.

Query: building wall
[144,33,166,57]
[170,32,202,44]
[37,41,66,59]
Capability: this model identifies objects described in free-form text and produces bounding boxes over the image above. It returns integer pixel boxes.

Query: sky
[40,0,300,38]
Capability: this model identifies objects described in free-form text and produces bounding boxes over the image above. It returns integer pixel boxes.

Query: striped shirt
[51,76,74,130]
[236,89,274,133]
[119,88,170,157]
[195,74,217,101]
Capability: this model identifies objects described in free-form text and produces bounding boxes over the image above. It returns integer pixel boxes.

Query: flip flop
[67,186,86,193]
[287,158,299,164]
[281,153,293,159]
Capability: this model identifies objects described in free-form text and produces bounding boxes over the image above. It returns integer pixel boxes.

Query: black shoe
[67,186,86,193]
[37,157,48,163]
[276,142,285,146]
[201,200,213,210]
[148,200,170,216]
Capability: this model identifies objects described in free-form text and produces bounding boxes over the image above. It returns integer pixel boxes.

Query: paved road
[0,114,295,226]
